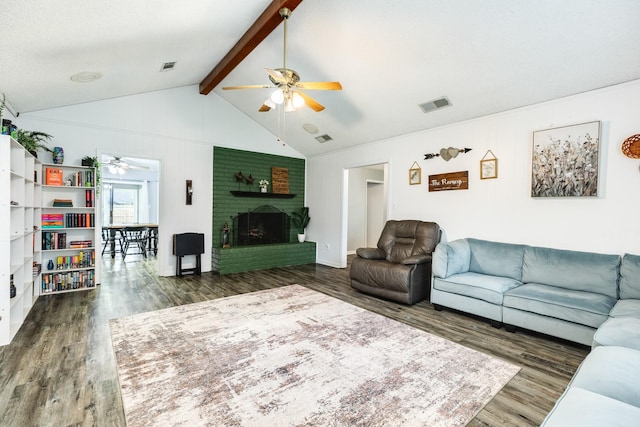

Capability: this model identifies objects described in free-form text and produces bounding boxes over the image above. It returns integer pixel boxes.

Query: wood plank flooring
[0,255,589,426]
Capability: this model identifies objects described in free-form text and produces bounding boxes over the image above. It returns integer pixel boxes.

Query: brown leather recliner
[350,220,441,305]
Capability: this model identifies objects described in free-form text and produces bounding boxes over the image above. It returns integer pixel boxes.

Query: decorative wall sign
[480,150,498,179]
[428,171,469,192]
[409,161,421,185]
[271,167,289,194]
[531,121,600,197]
[424,147,472,161]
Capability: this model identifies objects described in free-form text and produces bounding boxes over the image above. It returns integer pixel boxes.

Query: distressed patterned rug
[110,285,520,426]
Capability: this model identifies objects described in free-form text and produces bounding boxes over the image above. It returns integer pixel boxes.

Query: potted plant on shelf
[82,156,101,194]
[291,207,310,243]
[15,129,53,157]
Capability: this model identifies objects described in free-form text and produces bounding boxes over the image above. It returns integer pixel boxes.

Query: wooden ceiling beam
[199,0,303,95]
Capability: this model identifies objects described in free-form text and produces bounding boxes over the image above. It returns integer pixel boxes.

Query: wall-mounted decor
[621,134,640,159]
[409,161,421,185]
[480,150,498,180]
[428,171,469,192]
[531,121,600,197]
[186,180,193,205]
[424,147,472,161]
[271,167,289,194]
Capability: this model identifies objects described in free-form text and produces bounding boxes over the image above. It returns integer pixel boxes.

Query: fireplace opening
[233,205,290,246]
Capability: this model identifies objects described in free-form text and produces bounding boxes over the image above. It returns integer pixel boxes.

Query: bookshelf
[40,163,99,294]
[0,135,41,346]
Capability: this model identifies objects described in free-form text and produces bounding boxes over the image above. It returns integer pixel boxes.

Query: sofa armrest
[356,247,386,260]
[402,254,431,265]
[432,239,471,278]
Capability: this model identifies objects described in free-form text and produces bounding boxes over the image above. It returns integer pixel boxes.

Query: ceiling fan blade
[296,81,342,91]
[258,103,272,112]
[222,84,275,90]
[265,68,287,85]
[294,91,325,112]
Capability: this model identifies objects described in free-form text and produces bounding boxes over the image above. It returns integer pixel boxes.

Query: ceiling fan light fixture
[264,98,276,109]
[118,168,125,175]
[271,88,284,104]
[292,92,305,108]
[108,165,118,174]
[284,98,296,112]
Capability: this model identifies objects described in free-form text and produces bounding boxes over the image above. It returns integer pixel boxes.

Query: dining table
[104,224,158,258]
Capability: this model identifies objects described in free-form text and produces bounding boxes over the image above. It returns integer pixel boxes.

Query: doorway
[345,164,387,257]
[101,155,160,262]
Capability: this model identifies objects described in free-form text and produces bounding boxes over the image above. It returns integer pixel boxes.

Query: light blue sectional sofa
[433,241,640,425]
[431,238,630,345]
[541,253,640,426]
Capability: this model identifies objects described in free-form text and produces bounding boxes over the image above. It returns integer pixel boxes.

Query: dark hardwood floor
[0,255,589,426]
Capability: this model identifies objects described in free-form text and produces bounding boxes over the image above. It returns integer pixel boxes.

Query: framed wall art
[531,121,600,197]
[409,161,421,185]
[480,150,498,179]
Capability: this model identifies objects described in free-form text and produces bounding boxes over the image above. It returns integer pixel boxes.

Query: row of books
[45,168,95,187]
[47,251,95,270]
[41,213,95,228]
[69,240,92,248]
[41,270,95,293]
[42,213,64,228]
[42,232,67,250]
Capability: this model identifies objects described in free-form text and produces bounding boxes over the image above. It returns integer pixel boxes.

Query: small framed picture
[480,158,498,179]
[409,165,421,185]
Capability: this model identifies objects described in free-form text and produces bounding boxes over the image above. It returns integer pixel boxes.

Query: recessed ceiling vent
[160,62,176,72]
[315,134,333,143]
[419,96,452,113]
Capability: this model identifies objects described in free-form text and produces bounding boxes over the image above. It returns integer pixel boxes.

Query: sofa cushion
[432,239,470,278]
[522,246,620,299]
[609,299,640,318]
[569,346,640,408]
[467,238,525,281]
[592,317,640,350]
[620,253,640,299]
[433,272,521,305]
[503,283,616,328]
[541,387,640,427]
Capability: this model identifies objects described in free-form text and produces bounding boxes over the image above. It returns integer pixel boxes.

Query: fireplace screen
[233,205,290,246]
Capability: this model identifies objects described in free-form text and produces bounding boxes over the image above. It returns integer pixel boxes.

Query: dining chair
[122,226,149,259]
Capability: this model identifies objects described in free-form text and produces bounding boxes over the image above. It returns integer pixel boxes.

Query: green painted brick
[212,242,316,274]
[212,147,312,274]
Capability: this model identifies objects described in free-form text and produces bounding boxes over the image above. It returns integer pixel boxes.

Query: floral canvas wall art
[531,121,600,197]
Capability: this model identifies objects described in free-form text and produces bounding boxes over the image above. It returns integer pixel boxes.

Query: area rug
[110,285,520,426]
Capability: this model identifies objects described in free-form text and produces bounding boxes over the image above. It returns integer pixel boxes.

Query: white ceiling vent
[315,134,333,143]
[419,96,452,113]
[160,62,176,71]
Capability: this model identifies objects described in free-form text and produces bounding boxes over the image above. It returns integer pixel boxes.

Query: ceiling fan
[105,156,149,174]
[222,7,342,112]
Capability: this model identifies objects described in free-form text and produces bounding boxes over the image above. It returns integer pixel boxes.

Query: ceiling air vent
[160,62,176,72]
[315,134,333,143]
[419,96,452,113]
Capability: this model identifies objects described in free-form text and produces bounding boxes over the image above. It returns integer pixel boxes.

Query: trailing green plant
[291,207,310,232]
[81,156,101,195]
[16,129,54,155]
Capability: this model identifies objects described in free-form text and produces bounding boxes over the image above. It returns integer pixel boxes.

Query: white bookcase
[0,135,41,345]
[40,163,100,295]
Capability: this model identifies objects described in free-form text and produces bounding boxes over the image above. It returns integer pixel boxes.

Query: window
[103,183,142,225]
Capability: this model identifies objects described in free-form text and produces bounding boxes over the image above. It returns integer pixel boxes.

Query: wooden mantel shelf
[230,191,296,199]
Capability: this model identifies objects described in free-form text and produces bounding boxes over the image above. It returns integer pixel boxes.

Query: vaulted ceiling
[2,0,640,156]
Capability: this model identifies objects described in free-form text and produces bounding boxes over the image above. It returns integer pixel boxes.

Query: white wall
[308,80,640,268]
[17,85,302,276]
